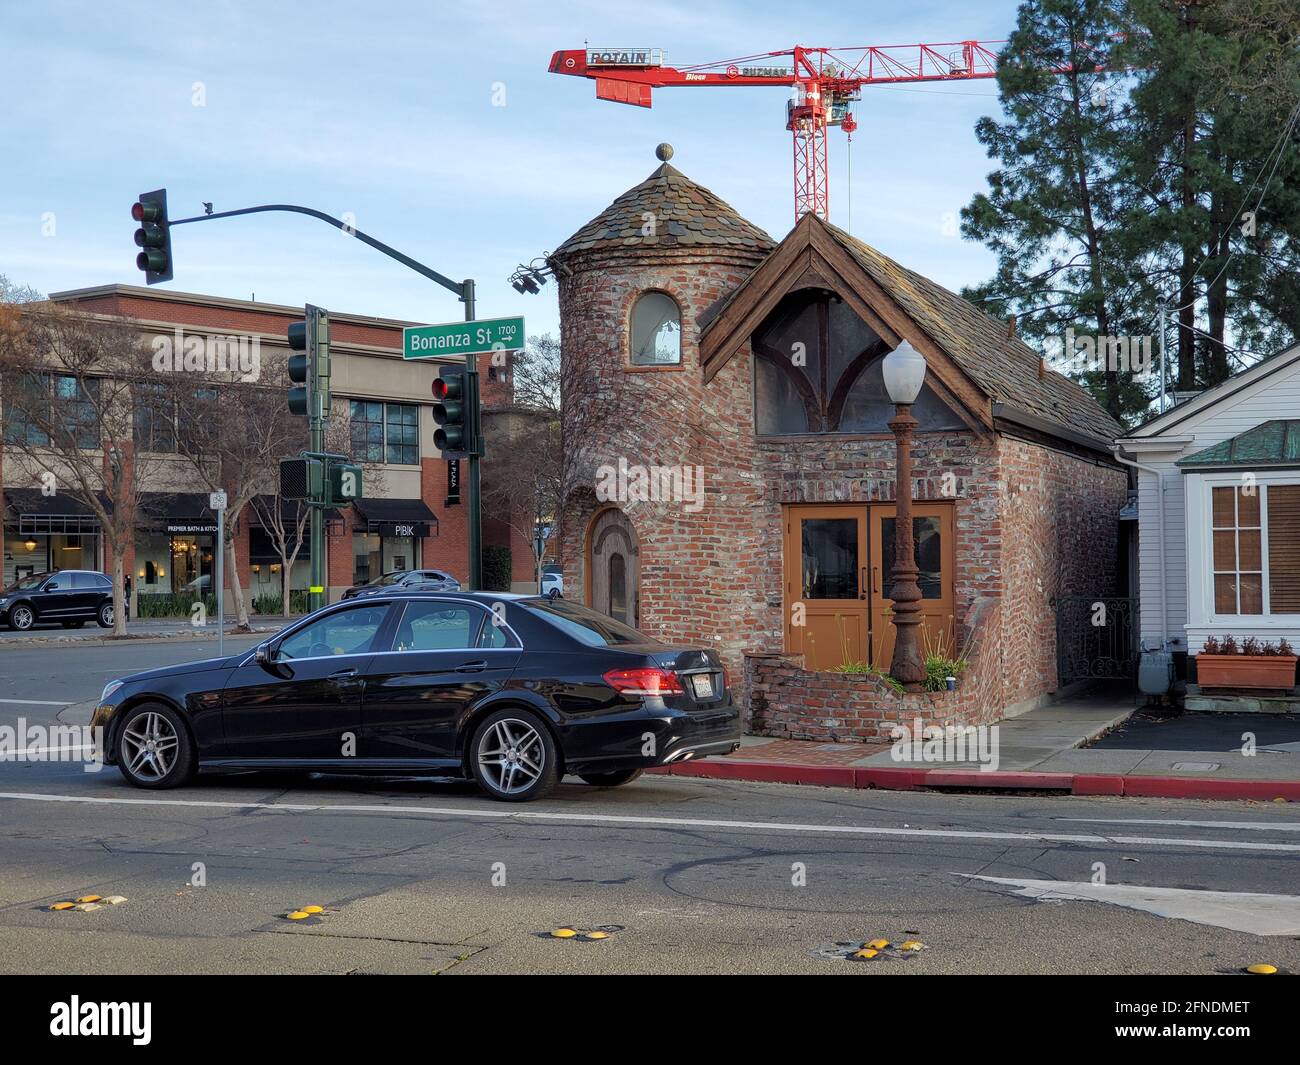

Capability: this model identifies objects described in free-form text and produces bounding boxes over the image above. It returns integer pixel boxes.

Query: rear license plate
[690,674,714,699]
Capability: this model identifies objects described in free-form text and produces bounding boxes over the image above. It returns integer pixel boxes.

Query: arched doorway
[587,507,639,627]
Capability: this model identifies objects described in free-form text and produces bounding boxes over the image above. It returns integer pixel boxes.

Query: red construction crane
[549,43,1009,223]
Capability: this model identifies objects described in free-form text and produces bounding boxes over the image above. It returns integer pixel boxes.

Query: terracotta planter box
[1196,654,1298,690]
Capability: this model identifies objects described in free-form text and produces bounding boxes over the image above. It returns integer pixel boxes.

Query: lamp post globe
[885,339,928,690]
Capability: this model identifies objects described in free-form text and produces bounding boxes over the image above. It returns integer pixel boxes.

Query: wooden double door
[783,503,955,673]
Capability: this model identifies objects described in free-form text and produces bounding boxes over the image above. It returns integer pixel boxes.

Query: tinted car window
[278,606,390,660]
[392,601,478,651]
[523,598,655,647]
[479,617,511,648]
[71,573,104,589]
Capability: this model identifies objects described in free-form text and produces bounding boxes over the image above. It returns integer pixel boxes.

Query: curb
[647,760,1300,802]
[1,627,279,647]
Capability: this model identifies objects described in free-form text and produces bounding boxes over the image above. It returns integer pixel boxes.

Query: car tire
[96,602,114,628]
[60,620,86,629]
[578,768,644,788]
[115,702,196,789]
[9,604,35,631]
[469,707,559,803]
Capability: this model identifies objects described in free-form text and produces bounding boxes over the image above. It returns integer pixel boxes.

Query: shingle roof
[1177,419,1300,468]
[552,163,775,261]
[824,221,1125,445]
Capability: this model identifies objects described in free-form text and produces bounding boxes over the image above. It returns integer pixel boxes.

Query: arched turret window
[630,292,681,366]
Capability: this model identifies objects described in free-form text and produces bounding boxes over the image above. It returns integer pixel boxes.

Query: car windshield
[522,598,656,647]
[5,573,50,593]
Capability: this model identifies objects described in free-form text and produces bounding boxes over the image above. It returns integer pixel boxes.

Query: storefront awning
[352,498,438,538]
[138,492,221,534]
[4,488,102,535]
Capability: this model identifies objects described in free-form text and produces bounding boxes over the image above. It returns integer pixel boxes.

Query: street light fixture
[882,340,928,690]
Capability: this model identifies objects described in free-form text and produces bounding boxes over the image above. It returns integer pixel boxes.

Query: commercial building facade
[1,285,533,607]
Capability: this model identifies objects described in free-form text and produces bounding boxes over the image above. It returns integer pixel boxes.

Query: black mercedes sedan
[91,593,740,802]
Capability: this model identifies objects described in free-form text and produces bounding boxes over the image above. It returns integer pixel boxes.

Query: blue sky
[1,0,1024,339]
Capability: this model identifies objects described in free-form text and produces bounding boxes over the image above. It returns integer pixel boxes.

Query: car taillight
[603,667,685,696]
[721,666,730,690]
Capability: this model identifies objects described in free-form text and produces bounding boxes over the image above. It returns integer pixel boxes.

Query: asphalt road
[1,641,1298,975]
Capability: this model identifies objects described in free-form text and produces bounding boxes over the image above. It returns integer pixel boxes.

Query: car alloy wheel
[97,603,113,628]
[470,709,559,802]
[120,711,180,783]
[478,717,546,795]
[10,606,34,631]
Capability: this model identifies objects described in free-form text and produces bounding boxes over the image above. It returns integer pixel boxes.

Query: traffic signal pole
[461,279,482,591]
[143,196,483,594]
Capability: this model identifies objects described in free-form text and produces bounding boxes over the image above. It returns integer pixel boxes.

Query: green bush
[252,590,310,615]
[923,653,968,693]
[135,593,216,619]
[481,544,512,592]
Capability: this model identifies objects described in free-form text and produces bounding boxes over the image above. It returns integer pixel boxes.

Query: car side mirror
[45,581,60,590]
[254,641,274,664]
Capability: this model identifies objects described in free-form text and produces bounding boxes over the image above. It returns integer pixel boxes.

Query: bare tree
[511,333,561,416]
[150,362,302,631]
[482,412,561,590]
[0,301,162,635]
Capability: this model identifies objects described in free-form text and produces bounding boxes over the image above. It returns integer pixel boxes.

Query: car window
[277,605,390,660]
[479,616,511,648]
[391,601,480,651]
[94,573,111,588]
[6,573,49,592]
[71,573,102,589]
[371,573,403,587]
[522,598,654,647]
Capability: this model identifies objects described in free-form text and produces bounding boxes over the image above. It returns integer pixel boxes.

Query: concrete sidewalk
[651,690,1300,802]
[0,615,291,646]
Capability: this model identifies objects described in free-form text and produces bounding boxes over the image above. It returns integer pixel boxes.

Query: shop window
[350,400,418,464]
[385,403,419,464]
[630,292,681,366]
[752,291,963,436]
[133,381,177,452]
[3,373,100,448]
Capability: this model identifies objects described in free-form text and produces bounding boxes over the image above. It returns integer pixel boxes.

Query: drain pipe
[1112,446,1169,650]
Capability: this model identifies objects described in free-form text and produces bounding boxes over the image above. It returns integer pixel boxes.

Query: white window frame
[1186,470,1300,630]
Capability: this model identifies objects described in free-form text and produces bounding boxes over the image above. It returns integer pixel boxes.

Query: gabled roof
[699,214,1124,448]
[1122,343,1300,439]
[552,162,774,261]
[1176,419,1300,470]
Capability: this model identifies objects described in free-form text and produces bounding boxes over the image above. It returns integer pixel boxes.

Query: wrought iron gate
[1056,596,1138,684]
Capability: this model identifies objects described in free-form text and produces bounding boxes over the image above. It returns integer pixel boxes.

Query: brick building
[553,153,1127,739]
[1,285,533,608]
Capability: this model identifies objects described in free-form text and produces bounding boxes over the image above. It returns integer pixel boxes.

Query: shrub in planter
[1196,635,1297,690]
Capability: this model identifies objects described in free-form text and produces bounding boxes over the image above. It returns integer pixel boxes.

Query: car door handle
[329,668,362,686]
[455,660,488,673]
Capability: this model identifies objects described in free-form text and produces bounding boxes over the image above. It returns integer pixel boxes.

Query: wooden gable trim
[700,215,993,431]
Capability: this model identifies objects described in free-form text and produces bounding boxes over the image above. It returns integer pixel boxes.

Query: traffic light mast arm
[169,203,473,311]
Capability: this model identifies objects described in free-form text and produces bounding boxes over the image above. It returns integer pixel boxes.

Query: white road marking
[1,745,97,759]
[1059,817,1300,832]
[960,874,1300,936]
[0,790,1298,852]
[0,699,69,706]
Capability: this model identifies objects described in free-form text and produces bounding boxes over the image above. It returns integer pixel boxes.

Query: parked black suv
[341,569,460,600]
[0,570,118,630]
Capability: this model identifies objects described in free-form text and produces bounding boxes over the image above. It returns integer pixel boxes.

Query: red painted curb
[1071,774,1126,796]
[646,757,1298,802]
[646,760,857,788]
[1120,776,1300,801]
[923,769,1074,790]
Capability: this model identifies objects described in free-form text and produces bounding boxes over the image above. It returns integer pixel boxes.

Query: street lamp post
[882,340,928,691]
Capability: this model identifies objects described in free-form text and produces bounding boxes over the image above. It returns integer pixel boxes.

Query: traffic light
[279,457,324,500]
[287,305,330,419]
[433,369,480,458]
[132,189,173,284]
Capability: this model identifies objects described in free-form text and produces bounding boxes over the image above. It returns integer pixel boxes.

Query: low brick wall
[744,598,1009,742]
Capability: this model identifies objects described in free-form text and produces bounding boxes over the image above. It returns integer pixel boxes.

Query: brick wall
[555,235,1126,734]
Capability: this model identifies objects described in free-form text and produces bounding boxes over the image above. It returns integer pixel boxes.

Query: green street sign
[404,316,525,360]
